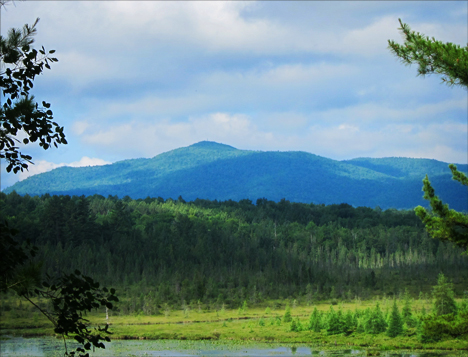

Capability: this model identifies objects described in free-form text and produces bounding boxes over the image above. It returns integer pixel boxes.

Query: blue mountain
[4,141,467,210]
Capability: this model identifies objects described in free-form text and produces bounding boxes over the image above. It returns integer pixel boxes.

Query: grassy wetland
[2,294,468,353]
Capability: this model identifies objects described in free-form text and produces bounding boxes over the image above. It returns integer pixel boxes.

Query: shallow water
[0,337,460,357]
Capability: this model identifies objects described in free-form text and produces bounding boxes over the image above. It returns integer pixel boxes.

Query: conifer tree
[307,306,322,332]
[432,273,457,316]
[289,318,298,332]
[402,289,416,327]
[343,309,355,335]
[388,19,468,88]
[282,303,292,323]
[387,299,403,337]
[365,302,387,334]
[289,317,303,332]
[326,306,343,335]
[297,317,304,331]
[241,300,248,313]
[388,19,468,252]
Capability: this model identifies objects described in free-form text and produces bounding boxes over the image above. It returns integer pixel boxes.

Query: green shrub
[419,311,468,342]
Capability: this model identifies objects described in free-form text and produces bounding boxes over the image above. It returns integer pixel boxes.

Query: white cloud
[17,157,111,182]
[338,124,359,132]
[312,98,467,125]
[65,60,360,125]
[299,121,467,163]
[49,50,118,88]
[413,22,468,47]
[79,112,274,158]
[72,121,90,135]
[313,15,402,56]
[75,108,467,165]
[101,2,291,54]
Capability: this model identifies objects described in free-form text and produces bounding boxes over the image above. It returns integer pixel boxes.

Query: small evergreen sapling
[402,289,416,328]
[343,309,355,335]
[387,299,403,337]
[241,300,248,313]
[365,302,387,334]
[432,273,457,316]
[326,306,343,335]
[307,307,322,332]
[283,303,292,323]
[289,317,303,332]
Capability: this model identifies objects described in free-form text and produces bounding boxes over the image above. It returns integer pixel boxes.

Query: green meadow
[2,296,467,352]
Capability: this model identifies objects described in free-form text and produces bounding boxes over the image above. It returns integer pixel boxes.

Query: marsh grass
[1,297,466,351]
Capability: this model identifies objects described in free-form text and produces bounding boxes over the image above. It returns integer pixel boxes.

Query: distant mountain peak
[3,143,467,211]
[188,141,237,150]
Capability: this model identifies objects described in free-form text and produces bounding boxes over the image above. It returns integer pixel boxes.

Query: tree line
[2,191,467,310]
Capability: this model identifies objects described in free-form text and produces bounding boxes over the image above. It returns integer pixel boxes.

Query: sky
[1,1,467,190]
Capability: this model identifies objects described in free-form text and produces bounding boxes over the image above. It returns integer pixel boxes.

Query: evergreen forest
[2,191,467,313]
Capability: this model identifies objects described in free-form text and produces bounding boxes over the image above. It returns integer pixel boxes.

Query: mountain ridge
[4,141,467,210]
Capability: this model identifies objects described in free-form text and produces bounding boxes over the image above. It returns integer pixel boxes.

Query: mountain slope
[343,157,456,178]
[4,141,467,210]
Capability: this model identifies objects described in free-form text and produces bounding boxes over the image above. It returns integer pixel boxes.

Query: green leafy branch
[0,17,65,174]
[22,270,119,357]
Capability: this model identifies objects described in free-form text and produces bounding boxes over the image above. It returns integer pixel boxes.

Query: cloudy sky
[1,1,467,190]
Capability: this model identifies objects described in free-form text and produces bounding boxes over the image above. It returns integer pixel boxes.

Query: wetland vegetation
[1,193,467,354]
[2,277,468,353]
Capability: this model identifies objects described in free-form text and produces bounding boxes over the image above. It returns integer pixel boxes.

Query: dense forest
[1,191,467,312]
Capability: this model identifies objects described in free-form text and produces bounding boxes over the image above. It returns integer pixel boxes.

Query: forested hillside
[2,191,467,312]
[4,141,468,210]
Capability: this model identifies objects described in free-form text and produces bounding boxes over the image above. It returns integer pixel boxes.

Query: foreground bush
[419,311,468,342]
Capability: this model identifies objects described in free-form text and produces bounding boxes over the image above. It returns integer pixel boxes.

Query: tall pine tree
[388,19,468,252]
[432,273,457,316]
